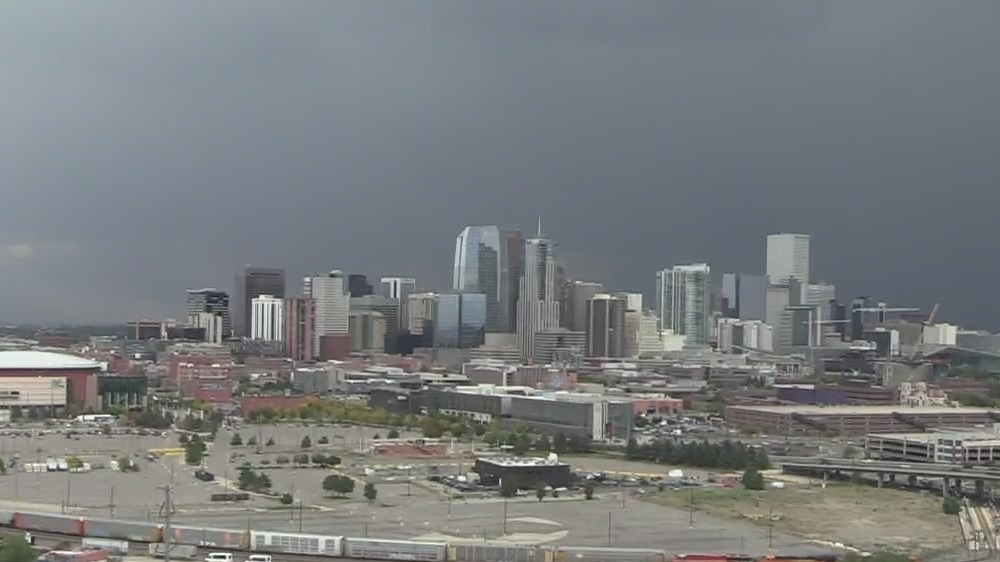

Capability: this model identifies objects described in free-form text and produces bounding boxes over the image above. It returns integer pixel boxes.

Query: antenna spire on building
[537,216,542,238]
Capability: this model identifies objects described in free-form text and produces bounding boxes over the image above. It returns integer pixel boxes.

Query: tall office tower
[250,295,284,341]
[379,277,416,332]
[516,236,561,360]
[283,296,315,362]
[186,288,231,337]
[850,296,880,341]
[303,271,350,355]
[654,264,711,345]
[561,281,604,332]
[349,311,387,353]
[614,292,643,313]
[407,292,437,336]
[434,291,487,348]
[806,283,836,307]
[586,294,626,358]
[502,229,525,334]
[232,267,285,338]
[348,274,374,298]
[721,273,766,321]
[453,226,504,332]
[351,295,401,353]
[766,233,810,289]
[188,312,224,344]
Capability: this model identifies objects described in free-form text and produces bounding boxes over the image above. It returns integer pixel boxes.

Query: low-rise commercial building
[725,404,998,436]
[473,455,572,489]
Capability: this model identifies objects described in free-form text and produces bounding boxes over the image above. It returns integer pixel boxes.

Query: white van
[246,556,272,562]
[204,554,233,562]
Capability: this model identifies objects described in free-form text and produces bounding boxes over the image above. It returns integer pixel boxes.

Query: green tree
[323,475,355,497]
[66,456,84,470]
[0,535,37,562]
[842,445,860,459]
[280,493,294,505]
[553,433,569,454]
[230,433,243,446]
[943,496,961,515]
[247,436,257,447]
[535,435,551,452]
[387,428,400,439]
[535,482,547,502]
[301,435,312,449]
[318,435,330,445]
[101,424,112,436]
[583,480,596,500]
[742,467,765,490]
[421,417,444,438]
[184,437,206,466]
[364,482,378,503]
[449,423,464,438]
[266,437,275,447]
[500,476,519,498]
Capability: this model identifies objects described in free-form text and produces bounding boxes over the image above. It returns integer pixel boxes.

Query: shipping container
[148,543,198,560]
[0,509,16,526]
[81,538,128,555]
[170,525,246,549]
[343,538,447,562]
[85,518,157,542]
[14,512,85,535]
[250,531,342,556]
[554,547,667,562]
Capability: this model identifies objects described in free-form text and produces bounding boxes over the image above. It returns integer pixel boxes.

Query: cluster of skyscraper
[182,228,901,362]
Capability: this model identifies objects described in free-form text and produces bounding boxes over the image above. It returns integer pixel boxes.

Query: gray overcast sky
[1,2,998,328]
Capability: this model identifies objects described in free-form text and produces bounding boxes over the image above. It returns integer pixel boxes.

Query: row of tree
[627,438,770,471]
[238,465,273,492]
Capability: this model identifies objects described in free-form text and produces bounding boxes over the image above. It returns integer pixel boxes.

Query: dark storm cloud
[0,2,998,327]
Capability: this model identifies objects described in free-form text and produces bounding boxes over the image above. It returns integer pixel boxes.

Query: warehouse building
[725,404,997,436]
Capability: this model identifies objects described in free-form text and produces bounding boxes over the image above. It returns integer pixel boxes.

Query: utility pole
[110,487,115,518]
[607,512,612,546]
[158,485,174,562]
[502,497,508,536]
[688,488,694,528]
[298,500,303,533]
[767,505,774,549]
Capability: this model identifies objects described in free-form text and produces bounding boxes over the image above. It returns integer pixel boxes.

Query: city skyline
[2,3,999,329]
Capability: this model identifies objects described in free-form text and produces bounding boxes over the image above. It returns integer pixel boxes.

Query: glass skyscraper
[433,292,487,348]
[453,225,520,332]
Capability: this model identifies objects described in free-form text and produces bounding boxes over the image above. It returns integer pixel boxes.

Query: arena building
[0,351,104,418]
[724,404,998,436]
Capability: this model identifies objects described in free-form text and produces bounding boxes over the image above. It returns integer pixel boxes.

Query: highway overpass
[776,456,1000,496]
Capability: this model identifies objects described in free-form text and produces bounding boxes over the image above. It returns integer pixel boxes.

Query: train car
[14,512,85,535]
[342,538,447,562]
[450,544,549,562]
[84,517,158,542]
[554,546,668,562]
[169,525,247,549]
[672,555,754,562]
[249,531,343,556]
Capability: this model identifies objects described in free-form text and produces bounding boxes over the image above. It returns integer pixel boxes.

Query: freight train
[0,510,841,562]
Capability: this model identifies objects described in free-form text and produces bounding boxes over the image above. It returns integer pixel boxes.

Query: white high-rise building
[407,292,437,335]
[304,270,350,354]
[250,294,284,341]
[516,237,561,359]
[766,233,811,287]
[655,264,711,345]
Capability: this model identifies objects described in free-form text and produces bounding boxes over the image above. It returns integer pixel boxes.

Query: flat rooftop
[728,404,995,415]
[868,430,1000,444]
[476,456,569,467]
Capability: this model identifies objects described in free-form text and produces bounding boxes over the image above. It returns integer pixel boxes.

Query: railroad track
[0,527,351,562]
